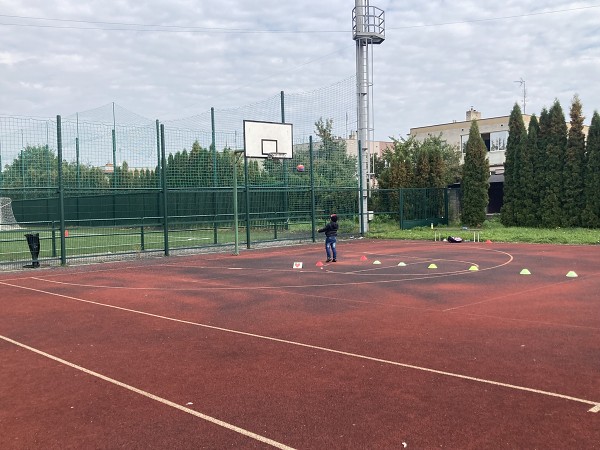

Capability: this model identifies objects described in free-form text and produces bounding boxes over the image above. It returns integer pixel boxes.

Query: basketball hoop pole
[233,150,245,255]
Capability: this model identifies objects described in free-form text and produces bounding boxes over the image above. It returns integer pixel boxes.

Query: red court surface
[1,239,599,449]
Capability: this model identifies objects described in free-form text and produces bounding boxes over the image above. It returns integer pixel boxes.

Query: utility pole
[514,78,526,113]
[353,0,385,233]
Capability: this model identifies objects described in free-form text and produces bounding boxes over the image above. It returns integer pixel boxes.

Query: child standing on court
[318,214,339,262]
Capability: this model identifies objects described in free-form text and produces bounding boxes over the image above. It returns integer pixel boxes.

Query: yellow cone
[428,263,438,269]
[520,269,531,275]
[398,262,407,267]
[469,265,479,271]
[373,260,382,265]
[566,271,578,278]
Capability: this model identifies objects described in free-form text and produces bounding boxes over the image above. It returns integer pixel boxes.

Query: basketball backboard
[243,120,293,159]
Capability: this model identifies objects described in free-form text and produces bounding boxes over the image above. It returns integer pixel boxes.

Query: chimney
[466,107,481,121]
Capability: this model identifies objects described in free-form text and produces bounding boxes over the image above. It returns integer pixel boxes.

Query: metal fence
[0,104,364,270]
[0,78,449,271]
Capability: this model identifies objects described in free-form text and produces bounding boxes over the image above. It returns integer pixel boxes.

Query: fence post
[155,120,162,219]
[140,218,145,251]
[211,107,218,244]
[358,139,365,235]
[399,188,404,229]
[244,154,251,249]
[51,221,57,257]
[232,150,244,255]
[281,91,289,227]
[444,188,449,225]
[310,136,316,242]
[155,120,161,188]
[160,124,169,256]
[112,129,118,188]
[57,115,66,265]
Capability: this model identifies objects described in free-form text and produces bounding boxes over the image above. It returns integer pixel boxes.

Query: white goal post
[0,197,21,230]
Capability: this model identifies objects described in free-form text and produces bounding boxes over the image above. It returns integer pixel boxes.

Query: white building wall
[409,110,532,174]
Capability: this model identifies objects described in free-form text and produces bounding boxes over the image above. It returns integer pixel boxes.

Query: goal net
[0,197,21,230]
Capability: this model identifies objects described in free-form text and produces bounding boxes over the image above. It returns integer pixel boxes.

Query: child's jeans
[325,236,337,259]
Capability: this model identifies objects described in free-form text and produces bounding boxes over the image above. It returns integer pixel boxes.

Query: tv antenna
[514,78,526,113]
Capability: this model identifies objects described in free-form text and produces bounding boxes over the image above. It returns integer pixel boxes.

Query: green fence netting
[0,78,447,270]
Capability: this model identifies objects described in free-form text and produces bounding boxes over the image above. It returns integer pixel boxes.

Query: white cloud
[0,0,599,141]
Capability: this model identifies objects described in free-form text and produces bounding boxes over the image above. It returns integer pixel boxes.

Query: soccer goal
[0,197,21,230]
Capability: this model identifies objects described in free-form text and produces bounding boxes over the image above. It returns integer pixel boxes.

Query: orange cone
[316,261,324,267]
[360,255,368,261]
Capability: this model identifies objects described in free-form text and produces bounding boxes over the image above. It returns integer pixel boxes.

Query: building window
[461,130,508,153]
[490,130,508,152]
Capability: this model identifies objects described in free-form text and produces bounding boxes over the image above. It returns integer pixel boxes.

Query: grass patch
[367,217,600,245]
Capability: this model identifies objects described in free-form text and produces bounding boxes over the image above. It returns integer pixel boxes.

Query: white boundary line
[24,247,512,291]
[0,333,295,450]
[1,280,599,414]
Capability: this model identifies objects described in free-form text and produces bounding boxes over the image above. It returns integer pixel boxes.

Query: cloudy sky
[1,1,599,141]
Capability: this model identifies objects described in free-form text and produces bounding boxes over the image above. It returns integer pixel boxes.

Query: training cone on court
[373,260,381,265]
[485,239,492,244]
[428,263,438,269]
[397,262,407,267]
[520,268,531,275]
[469,265,479,271]
[360,255,368,261]
[566,271,578,278]
[316,261,324,267]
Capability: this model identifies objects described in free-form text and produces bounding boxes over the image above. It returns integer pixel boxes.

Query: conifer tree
[501,103,526,226]
[582,111,600,227]
[562,95,586,227]
[520,115,539,226]
[461,120,489,227]
[540,100,567,227]
[534,108,551,225]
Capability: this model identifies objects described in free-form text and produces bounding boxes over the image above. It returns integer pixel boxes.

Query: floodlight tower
[353,0,384,233]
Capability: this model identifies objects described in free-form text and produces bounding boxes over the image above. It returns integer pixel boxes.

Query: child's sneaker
[332,259,337,262]
[326,258,332,262]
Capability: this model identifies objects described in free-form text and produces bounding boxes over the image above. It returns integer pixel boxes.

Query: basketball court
[1,239,599,448]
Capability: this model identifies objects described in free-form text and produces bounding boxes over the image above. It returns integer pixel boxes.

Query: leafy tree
[461,120,489,227]
[372,153,385,181]
[311,118,357,214]
[582,111,600,227]
[1,145,57,191]
[501,104,526,226]
[378,137,414,189]
[562,95,586,227]
[378,135,459,189]
[426,144,446,188]
[413,147,431,187]
[376,137,414,214]
[375,135,459,217]
[540,100,567,228]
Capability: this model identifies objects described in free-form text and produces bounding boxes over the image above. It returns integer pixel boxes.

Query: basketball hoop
[265,152,288,160]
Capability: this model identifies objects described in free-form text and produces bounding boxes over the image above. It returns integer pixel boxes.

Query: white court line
[1,280,599,414]
[24,248,512,291]
[0,334,295,450]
